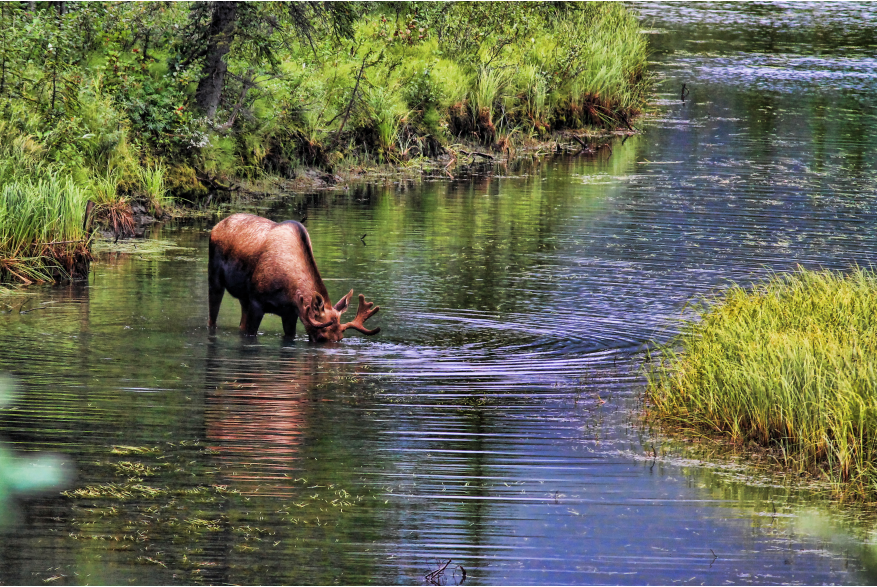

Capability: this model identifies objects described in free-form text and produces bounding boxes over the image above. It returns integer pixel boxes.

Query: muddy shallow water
[2,2,877,585]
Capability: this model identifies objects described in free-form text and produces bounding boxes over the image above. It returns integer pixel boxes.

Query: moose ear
[312,292,325,312]
[334,289,354,314]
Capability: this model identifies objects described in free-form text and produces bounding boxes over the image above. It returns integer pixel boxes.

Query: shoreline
[161,128,637,216]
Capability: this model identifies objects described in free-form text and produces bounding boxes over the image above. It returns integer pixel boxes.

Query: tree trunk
[0,5,6,95]
[195,1,238,120]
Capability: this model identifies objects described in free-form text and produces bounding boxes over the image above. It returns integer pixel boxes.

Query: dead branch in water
[425,559,453,585]
[569,134,599,154]
[458,149,495,161]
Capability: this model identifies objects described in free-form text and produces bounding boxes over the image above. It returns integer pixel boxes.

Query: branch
[215,68,257,131]
[331,50,373,149]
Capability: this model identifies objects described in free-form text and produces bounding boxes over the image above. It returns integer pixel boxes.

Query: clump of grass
[136,163,172,216]
[0,174,92,284]
[470,65,508,142]
[363,86,408,162]
[646,267,877,501]
[546,3,649,129]
[87,168,135,238]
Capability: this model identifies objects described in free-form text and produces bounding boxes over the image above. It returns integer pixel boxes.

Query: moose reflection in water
[208,213,380,342]
[206,362,310,495]
[203,345,378,499]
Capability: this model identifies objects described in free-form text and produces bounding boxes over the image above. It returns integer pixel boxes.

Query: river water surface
[3,2,877,585]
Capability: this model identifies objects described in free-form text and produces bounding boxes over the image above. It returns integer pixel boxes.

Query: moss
[164,164,208,202]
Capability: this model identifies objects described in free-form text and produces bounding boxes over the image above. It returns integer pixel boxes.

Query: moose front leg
[281,313,298,339]
[238,299,250,333]
[241,300,265,336]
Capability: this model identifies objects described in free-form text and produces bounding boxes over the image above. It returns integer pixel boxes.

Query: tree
[193,1,238,119]
[184,1,358,120]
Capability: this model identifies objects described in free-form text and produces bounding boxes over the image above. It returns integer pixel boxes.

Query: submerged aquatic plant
[647,267,877,501]
[58,440,377,580]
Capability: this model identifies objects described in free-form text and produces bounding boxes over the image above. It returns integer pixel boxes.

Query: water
[3,2,877,584]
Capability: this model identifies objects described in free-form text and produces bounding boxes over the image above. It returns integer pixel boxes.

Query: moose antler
[341,294,380,335]
[295,291,333,329]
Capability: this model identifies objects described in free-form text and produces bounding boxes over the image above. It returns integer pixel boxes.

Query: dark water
[3,2,877,585]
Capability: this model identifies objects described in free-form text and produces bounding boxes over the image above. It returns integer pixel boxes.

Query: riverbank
[181,128,632,206]
[0,2,648,285]
[646,268,877,502]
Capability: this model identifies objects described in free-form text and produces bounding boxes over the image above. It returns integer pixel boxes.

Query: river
[1,2,877,585]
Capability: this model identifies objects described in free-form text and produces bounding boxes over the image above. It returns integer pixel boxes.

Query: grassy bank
[646,268,877,501]
[0,124,93,283]
[0,1,649,285]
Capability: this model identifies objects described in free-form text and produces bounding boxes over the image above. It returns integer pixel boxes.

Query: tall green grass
[0,77,178,285]
[264,2,650,165]
[0,121,94,284]
[136,163,171,216]
[0,174,90,283]
[647,268,877,501]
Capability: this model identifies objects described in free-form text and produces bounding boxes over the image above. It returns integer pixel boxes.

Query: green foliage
[136,163,170,216]
[0,172,89,283]
[89,168,124,207]
[0,1,649,283]
[0,2,648,178]
[647,268,877,501]
[403,64,444,132]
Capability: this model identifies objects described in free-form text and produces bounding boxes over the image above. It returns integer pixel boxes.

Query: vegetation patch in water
[646,267,877,501]
[58,440,381,583]
[92,237,193,257]
[0,146,92,285]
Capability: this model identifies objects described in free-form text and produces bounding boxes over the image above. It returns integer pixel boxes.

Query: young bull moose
[208,213,380,342]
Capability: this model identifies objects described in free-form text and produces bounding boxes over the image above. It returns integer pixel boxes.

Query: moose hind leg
[208,282,224,328]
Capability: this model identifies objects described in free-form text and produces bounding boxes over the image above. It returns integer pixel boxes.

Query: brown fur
[208,213,379,342]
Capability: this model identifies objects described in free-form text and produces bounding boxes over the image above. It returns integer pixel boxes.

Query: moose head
[295,290,380,343]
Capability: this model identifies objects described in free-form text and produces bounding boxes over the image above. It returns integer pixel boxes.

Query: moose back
[208,213,380,342]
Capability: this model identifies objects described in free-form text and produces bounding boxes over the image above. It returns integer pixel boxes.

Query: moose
[208,213,380,342]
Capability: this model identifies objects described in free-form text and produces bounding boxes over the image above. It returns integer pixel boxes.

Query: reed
[646,268,877,500]
[136,163,171,216]
[0,174,91,284]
